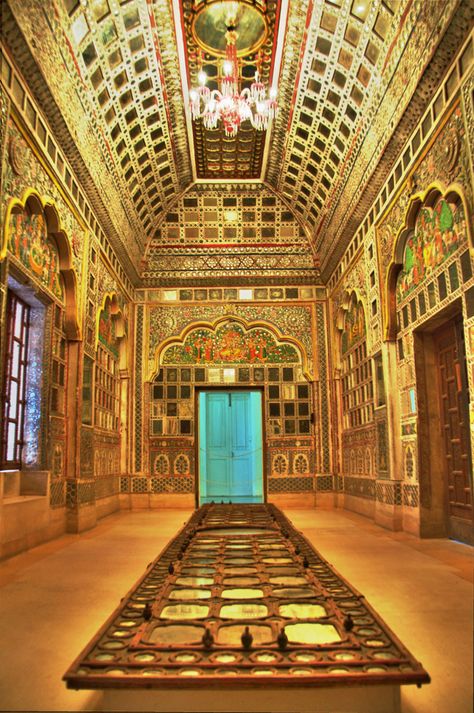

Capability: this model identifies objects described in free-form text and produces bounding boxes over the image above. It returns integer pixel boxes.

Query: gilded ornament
[444,128,460,174]
[9,134,26,175]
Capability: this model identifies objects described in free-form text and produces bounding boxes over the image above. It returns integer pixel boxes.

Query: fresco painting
[397,199,466,300]
[8,212,63,300]
[98,303,118,357]
[163,323,300,365]
[341,299,366,355]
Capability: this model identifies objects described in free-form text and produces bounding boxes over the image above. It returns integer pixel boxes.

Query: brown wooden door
[435,318,473,544]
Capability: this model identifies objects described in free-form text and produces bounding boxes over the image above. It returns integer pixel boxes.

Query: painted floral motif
[341,299,366,355]
[163,323,300,365]
[396,199,466,301]
[8,211,63,300]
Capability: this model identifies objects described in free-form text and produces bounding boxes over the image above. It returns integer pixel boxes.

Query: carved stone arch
[96,292,128,369]
[151,314,311,381]
[1,188,80,339]
[384,182,472,341]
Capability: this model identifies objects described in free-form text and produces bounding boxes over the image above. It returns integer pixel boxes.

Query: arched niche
[96,292,128,370]
[384,183,472,341]
[1,188,80,340]
[150,315,311,382]
[334,289,368,368]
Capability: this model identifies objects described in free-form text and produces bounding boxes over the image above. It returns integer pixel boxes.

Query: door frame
[413,299,473,542]
[195,385,266,507]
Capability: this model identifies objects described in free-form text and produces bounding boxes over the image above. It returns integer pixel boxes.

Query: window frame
[1,291,30,467]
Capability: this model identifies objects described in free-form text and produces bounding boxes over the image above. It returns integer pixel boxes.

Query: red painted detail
[382,0,414,74]
[151,243,306,250]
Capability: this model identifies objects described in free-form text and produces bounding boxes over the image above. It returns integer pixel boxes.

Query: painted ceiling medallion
[191,1,268,58]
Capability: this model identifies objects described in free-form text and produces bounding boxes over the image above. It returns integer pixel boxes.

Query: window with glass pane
[51,304,67,414]
[2,292,30,467]
[94,343,119,430]
[341,331,374,430]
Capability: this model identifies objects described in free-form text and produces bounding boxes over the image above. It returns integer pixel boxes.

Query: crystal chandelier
[189,20,277,137]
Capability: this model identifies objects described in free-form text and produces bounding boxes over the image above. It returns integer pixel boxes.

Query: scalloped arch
[384,182,472,341]
[96,292,127,368]
[1,188,80,340]
[151,314,311,381]
[335,288,367,333]
[334,290,368,367]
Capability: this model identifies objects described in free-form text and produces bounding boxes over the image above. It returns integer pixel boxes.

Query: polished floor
[0,507,472,713]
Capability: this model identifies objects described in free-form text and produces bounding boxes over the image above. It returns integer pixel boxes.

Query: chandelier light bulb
[223,60,234,77]
[198,70,207,86]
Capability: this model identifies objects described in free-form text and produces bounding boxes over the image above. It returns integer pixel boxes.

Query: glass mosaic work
[341,298,366,356]
[98,302,118,358]
[64,504,430,689]
[150,365,312,439]
[341,296,374,430]
[95,344,119,431]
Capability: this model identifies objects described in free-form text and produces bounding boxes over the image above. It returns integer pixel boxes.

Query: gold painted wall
[0,78,133,539]
[124,289,333,507]
[328,73,474,536]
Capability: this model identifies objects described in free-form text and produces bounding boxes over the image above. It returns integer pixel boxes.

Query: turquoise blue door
[199,390,263,504]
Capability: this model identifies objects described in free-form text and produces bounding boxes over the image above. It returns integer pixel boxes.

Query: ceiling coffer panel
[58,0,191,239]
[4,0,470,288]
[180,0,281,179]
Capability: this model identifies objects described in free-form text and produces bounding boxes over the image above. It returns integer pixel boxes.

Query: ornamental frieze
[148,303,313,373]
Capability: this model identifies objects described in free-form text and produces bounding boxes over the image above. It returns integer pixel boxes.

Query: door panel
[435,319,473,543]
[230,392,253,497]
[205,393,230,497]
[199,390,263,504]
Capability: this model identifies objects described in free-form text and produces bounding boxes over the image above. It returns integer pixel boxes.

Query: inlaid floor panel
[64,504,430,690]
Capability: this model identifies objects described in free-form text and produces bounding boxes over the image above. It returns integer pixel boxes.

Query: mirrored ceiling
[2,0,471,284]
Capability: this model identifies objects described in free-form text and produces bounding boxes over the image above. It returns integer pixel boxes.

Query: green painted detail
[341,299,366,355]
[98,303,119,357]
[397,199,466,301]
[8,212,64,300]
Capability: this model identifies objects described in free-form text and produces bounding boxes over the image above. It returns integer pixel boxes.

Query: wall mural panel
[98,301,119,358]
[8,212,63,300]
[396,198,467,300]
[3,121,86,280]
[341,299,366,355]
[163,323,300,365]
[137,305,322,498]
[376,103,470,300]
[148,303,314,378]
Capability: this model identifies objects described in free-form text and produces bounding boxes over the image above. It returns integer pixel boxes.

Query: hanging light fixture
[189,7,277,137]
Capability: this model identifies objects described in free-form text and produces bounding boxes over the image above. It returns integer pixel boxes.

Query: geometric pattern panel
[267,0,463,276]
[143,185,319,285]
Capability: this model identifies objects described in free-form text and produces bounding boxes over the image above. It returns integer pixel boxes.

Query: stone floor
[0,507,472,713]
